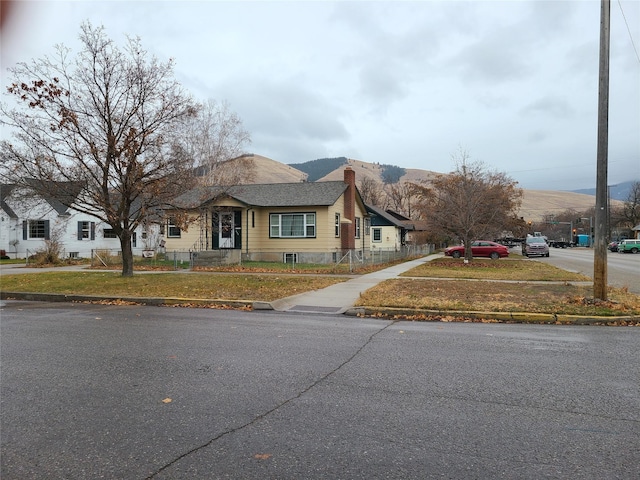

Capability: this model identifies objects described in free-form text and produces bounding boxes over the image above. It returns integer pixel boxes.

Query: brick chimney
[341,167,356,250]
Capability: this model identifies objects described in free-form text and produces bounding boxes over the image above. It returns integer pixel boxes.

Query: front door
[219,212,234,248]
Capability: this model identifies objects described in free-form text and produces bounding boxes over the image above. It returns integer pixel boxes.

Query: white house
[0,182,157,259]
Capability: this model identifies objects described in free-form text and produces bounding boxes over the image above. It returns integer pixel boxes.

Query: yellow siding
[162,212,201,251]
[162,192,370,256]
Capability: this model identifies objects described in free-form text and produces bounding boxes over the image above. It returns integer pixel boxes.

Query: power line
[618,0,640,64]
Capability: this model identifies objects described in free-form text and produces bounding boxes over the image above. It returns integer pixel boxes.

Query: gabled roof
[22,179,85,216]
[0,184,19,219]
[366,205,415,230]
[172,181,349,209]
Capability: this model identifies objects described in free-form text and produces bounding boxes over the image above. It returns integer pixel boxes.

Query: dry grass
[2,257,638,317]
[0,272,347,302]
[355,279,640,316]
[402,257,590,281]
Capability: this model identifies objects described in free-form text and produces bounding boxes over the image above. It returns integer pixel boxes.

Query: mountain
[569,180,637,201]
[235,154,621,220]
[241,154,307,183]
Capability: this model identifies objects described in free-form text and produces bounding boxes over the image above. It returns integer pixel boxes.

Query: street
[1,301,638,479]
[532,247,640,294]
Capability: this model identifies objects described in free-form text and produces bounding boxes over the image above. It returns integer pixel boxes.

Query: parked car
[608,241,619,252]
[618,239,640,253]
[444,241,509,259]
[522,236,550,257]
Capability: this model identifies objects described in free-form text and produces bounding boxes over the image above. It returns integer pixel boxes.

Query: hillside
[237,154,619,220]
[570,180,637,201]
[518,190,605,222]
[243,154,308,183]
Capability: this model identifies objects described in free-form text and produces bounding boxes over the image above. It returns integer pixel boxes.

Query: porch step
[192,250,241,267]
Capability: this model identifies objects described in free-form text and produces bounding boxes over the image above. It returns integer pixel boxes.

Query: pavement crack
[145,319,397,479]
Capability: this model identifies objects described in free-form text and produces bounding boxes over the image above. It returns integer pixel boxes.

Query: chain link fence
[83,244,435,271]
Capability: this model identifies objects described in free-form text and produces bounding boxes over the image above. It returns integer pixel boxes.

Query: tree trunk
[120,231,134,277]
[463,235,473,262]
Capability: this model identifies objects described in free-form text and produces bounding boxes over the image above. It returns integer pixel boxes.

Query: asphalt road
[534,247,640,294]
[1,301,638,479]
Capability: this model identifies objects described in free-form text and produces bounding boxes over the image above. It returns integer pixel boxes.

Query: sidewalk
[0,263,91,274]
[3,258,635,325]
[259,255,435,315]
[0,256,437,315]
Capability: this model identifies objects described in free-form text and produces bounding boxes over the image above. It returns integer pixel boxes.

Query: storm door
[219,212,234,248]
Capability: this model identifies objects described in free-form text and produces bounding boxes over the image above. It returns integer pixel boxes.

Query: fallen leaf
[162,398,172,403]
[254,453,272,460]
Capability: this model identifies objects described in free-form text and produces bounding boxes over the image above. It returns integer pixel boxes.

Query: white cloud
[1,0,638,190]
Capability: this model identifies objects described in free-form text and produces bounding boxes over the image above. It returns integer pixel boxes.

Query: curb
[0,291,254,310]
[2,292,638,326]
[346,306,640,326]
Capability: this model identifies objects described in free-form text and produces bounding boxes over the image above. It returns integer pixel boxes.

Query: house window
[103,228,118,239]
[77,221,95,240]
[80,221,90,239]
[29,220,47,238]
[167,218,181,238]
[283,253,298,263]
[355,217,361,239]
[364,218,371,236]
[335,213,340,237]
[372,227,382,243]
[23,220,50,240]
[270,213,316,238]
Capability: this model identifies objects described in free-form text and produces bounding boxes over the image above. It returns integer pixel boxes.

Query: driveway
[2,301,638,479]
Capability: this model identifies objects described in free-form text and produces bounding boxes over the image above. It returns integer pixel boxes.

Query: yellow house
[163,167,370,264]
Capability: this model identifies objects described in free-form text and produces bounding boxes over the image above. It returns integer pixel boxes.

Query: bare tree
[621,181,640,230]
[414,149,523,261]
[358,176,385,207]
[384,182,418,218]
[1,22,199,276]
[182,99,253,186]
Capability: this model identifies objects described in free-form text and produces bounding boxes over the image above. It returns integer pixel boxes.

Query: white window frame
[167,218,181,238]
[355,217,361,239]
[270,213,316,238]
[335,213,340,237]
[372,227,382,243]
[283,253,298,263]
[80,221,91,239]
[28,220,47,239]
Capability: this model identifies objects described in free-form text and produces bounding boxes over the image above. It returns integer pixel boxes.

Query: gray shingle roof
[171,181,348,209]
[23,179,85,215]
[366,204,415,229]
[0,184,18,219]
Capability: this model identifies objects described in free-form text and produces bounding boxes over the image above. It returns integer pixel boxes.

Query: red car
[444,241,509,259]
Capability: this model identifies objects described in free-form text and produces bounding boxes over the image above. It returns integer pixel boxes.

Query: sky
[1,0,639,190]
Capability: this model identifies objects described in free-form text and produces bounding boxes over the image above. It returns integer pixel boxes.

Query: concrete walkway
[261,255,436,315]
[1,257,438,316]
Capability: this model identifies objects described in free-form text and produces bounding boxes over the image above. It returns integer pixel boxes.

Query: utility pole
[594,0,610,300]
